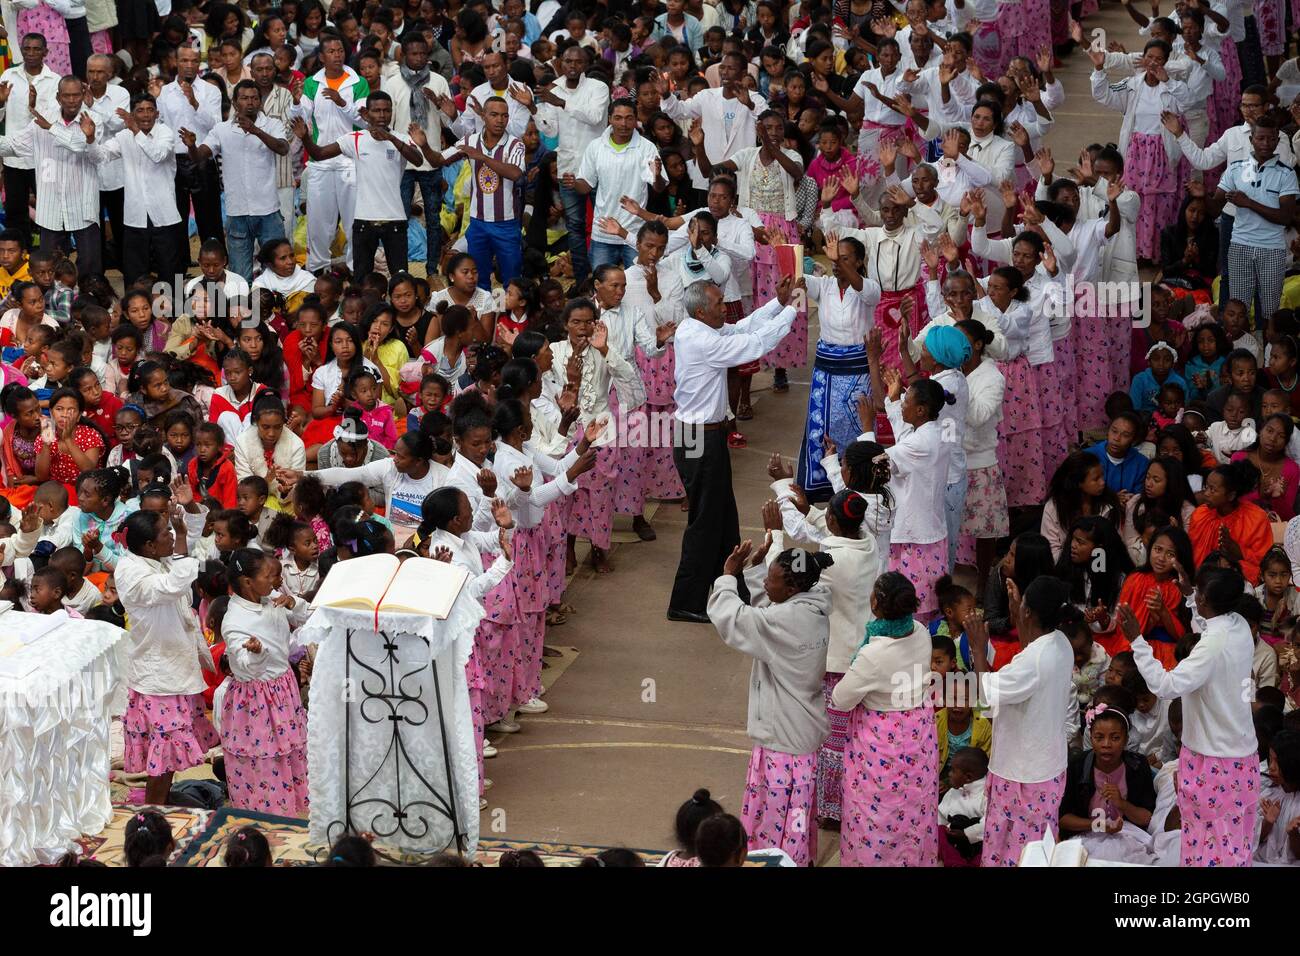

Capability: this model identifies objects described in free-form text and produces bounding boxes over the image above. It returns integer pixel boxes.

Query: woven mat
[75,804,214,867]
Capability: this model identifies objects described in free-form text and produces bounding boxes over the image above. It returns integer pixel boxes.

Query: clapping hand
[511,466,534,493]
[477,467,498,496]
[767,452,793,481]
[491,497,514,529]
[244,637,264,654]
[722,539,754,576]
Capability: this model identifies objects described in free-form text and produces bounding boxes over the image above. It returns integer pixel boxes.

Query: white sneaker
[483,777,493,791]
[517,696,549,715]
[488,718,521,733]
[479,797,488,811]
[483,740,498,758]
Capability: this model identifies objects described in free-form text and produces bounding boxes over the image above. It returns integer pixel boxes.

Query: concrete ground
[480,8,1136,857]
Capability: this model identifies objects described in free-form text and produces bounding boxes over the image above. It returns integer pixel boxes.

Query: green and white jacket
[289,65,369,170]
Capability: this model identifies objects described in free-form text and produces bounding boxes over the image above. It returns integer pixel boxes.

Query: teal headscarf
[925,325,973,369]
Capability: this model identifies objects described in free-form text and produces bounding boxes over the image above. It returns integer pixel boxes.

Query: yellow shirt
[0,259,31,301]
[936,708,993,771]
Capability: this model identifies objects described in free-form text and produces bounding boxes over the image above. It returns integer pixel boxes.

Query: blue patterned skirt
[798,340,871,500]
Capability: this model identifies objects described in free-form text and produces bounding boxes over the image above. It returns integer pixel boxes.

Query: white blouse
[115,553,211,697]
[1132,611,1257,759]
[222,592,312,683]
[491,441,579,530]
[883,399,950,545]
[979,630,1075,783]
[805,274,881,346]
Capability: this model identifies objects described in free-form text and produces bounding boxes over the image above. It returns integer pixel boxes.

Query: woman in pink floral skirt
[832,572,939,866]
[707,538,834,867]
[115,509,221,806]
[1119,564,1261,866]
[966,575,1075,866]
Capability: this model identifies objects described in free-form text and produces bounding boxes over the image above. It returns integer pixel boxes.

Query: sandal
[542,645,564,658]
[545,609,568,626]
[727,431,748,449]
[736,401,754,421]
[556,602,577,615]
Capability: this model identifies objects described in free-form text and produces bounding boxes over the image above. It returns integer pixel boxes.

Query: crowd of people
[4,0,1300,868]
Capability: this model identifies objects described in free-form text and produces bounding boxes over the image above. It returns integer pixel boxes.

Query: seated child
[1206,391,1257,463]
[932,575,977,669]
[1130,342,1188,415]
[189,422,238,510]
[1255,547,1300,648]
[26,565,81,617]
[236,475,275,539]
[1122,668,1175,766]
[937,746,988,867]
[406,372,451,433]
[1256,729,1300,865]
[1261,388,1300,462]
[265,512,321,600]
[1070,616,1111,708]
[1236,592,1282,691]
[1207,346,1266,421]
[345,366,397,450]
[936,700,992,784]
[1085,411,1149,495]
[49,545,100,614]
[32,480,79,549]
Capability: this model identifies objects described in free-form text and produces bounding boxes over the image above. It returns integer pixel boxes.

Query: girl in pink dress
[707,539,834,867]
[220,548,313,816]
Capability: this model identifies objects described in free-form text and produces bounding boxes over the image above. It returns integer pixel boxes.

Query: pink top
[357,403,398,450]
[1088,762,1127,823]
[1231,452,1300,521]
[808,149,871,215]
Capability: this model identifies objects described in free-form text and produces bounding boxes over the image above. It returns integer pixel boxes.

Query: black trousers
[670,426,746,614]
[101,188,125,269]
[40,223,101,278]
[3,166,36,236]
[122,220,184,287]
[352,218,408,279]
[66,17,92,79]
[174,155,224,252]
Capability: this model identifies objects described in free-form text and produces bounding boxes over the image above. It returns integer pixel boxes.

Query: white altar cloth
[300,602,480,858]
[0,615,128,866]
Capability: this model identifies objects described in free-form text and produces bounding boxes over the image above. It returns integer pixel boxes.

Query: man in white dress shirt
[88,91,181,285]
[82,54,130,271]
[667,277,796,621]
[154,46,224,254]
[0,34,60,237]
[0,75,102,277]
[450,51,533,140]
[181,80,290,282]
[536,44,611,284]
[659,51,767,165]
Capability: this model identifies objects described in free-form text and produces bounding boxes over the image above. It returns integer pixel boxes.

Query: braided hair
[772,548,834,592]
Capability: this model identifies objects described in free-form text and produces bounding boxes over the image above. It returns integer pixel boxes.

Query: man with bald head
[155,45,224,253]
[0,75,103,276]
[83,53,130,270]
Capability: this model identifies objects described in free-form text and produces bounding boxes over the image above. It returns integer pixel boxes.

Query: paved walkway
[481,7,1137,855]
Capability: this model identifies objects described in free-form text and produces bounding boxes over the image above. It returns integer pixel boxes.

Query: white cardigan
[730,146,801,223]
[830,620,931,712]
[1090,69,1191,163]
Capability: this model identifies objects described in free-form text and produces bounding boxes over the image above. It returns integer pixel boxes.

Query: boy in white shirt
[939,746,988,865]
[33,480,81,551]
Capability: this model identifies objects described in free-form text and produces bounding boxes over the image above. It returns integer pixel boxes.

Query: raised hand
[722,539,754,576]
[477,467,498,497]
[490,497,514,529]
[511,466,534,492]
[1160,111,1184,137]
[767,452,793,480]
[433,546,453,563]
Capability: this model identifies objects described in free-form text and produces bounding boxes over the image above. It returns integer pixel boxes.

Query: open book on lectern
[311,553,470,622]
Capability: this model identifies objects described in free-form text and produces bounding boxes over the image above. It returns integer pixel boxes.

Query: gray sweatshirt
[707,564,831,756]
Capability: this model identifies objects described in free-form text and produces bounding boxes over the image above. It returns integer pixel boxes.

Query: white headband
[1146,341,1178,361]
[333,420,369,442]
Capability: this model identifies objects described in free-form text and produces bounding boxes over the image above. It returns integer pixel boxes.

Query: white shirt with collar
[673,298,795,424]
[660,87,769,165]
[0,117,101,230]
[577,128,664,244]
[157,75,222,156]
[0,63,60,171]
[1132,610,1256,759]
[979,630,1074,783]
[452,79,532,140]
[535,75,610,177]
[90,121,180,228]
[962,356,1005,469]
[623,258,683,329]
[422,526,512,603]
[939,776,988,843]
[665,209,757,302]
[883,399,950,544]
[1178,123,1296,217]
[201,114,287,217]
[964,134,1017,226]
[222,592,313,682]
[805,273,880,346]
[84,83,131,191]
[599,301,663,366]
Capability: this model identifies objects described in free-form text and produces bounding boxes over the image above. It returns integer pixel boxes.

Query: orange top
[1187,501,1274,584]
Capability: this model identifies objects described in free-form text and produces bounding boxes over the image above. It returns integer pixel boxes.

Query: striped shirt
[0,118,101,231]
[444,131,525,223]
[260,84,300,190]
